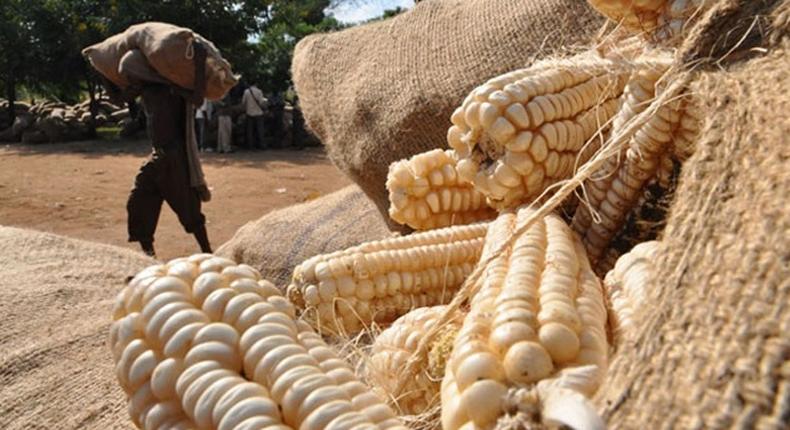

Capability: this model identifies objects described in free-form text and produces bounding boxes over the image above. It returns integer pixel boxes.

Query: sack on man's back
[83,22,237,100]
[117,49,170,85]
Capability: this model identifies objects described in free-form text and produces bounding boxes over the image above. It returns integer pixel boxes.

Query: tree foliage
[0,0,390,111]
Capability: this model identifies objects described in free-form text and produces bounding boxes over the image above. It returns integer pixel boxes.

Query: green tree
[0,0,361,126]
[0,1,41,124]
[251,0,346,93]
[0,0,112,123]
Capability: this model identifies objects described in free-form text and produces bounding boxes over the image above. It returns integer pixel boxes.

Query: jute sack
[595,2,790,427]
[0,227,154,429]
[292,0,604,226]
[117,49,171,86]
[83,22,237,100]
[216,185,391,287]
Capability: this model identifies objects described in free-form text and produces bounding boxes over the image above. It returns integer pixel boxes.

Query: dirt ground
[0,139,352,260]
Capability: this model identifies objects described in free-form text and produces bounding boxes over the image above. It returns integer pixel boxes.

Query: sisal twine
[292,0,604,229]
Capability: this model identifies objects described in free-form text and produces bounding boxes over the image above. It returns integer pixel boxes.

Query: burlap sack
[216,185,391,286]
[117,49,170,86]
[83,22,237,100]
[84,31,133,87]
[0,226,154,429]
[292,0,604,227]
[595,2,790,427]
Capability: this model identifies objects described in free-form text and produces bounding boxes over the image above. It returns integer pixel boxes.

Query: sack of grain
[98,100,121,115]
[0,227,154,430]
[292,0,604,226]
[82,22,237,100]
[109,108,129,122]
[216,185,391,286]
[10,112,34,137]
[117,48,170,85]
[593,1,790,427]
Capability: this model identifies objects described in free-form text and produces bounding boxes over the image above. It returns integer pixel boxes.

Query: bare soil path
[0,139,351,260]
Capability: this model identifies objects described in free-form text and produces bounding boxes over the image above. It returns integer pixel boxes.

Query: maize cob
[570,60,700,263]
[111,254,407,430]
[365,305,464,415]
[587,0,710,43]
[287,223,488,334]
[441,208,608,430]
[595,165,676,275]
[387,149,497,230]
[447,52,629,209]
[605,240,661,346]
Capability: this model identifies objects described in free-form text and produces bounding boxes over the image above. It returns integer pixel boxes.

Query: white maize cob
[111,254,407,430]
[287,223,488,334]
[571,60,700,263]
[604,240,661,345]
[387,149,496,230]
[448,52,629,209]
[365,305,464,415]
[587,0,711,44]
[441,208,608,429]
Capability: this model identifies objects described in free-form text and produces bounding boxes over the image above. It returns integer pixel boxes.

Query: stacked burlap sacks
[216,185,391,286]
[0,226,154,429]
[0,98,129,143]
[595,2,790,428]
[292,0,604,227]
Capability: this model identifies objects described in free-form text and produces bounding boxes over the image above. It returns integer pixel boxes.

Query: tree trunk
[5,76,15,127]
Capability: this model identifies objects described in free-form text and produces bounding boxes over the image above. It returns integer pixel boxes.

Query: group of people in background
[193,81,307,153]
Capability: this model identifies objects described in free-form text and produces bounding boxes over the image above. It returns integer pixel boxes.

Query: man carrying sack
[97,43,213,258]
[84,22,238,257]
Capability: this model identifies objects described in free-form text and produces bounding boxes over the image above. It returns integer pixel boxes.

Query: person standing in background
[216,93,234,154]
[266,92,285,148]
[195,98,213,152]
[241,83,267,149]
[291,96,306,150]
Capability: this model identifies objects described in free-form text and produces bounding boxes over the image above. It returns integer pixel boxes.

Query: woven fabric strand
[0,227,154,429]
[292,0,604,228]
[596,11,790,428]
